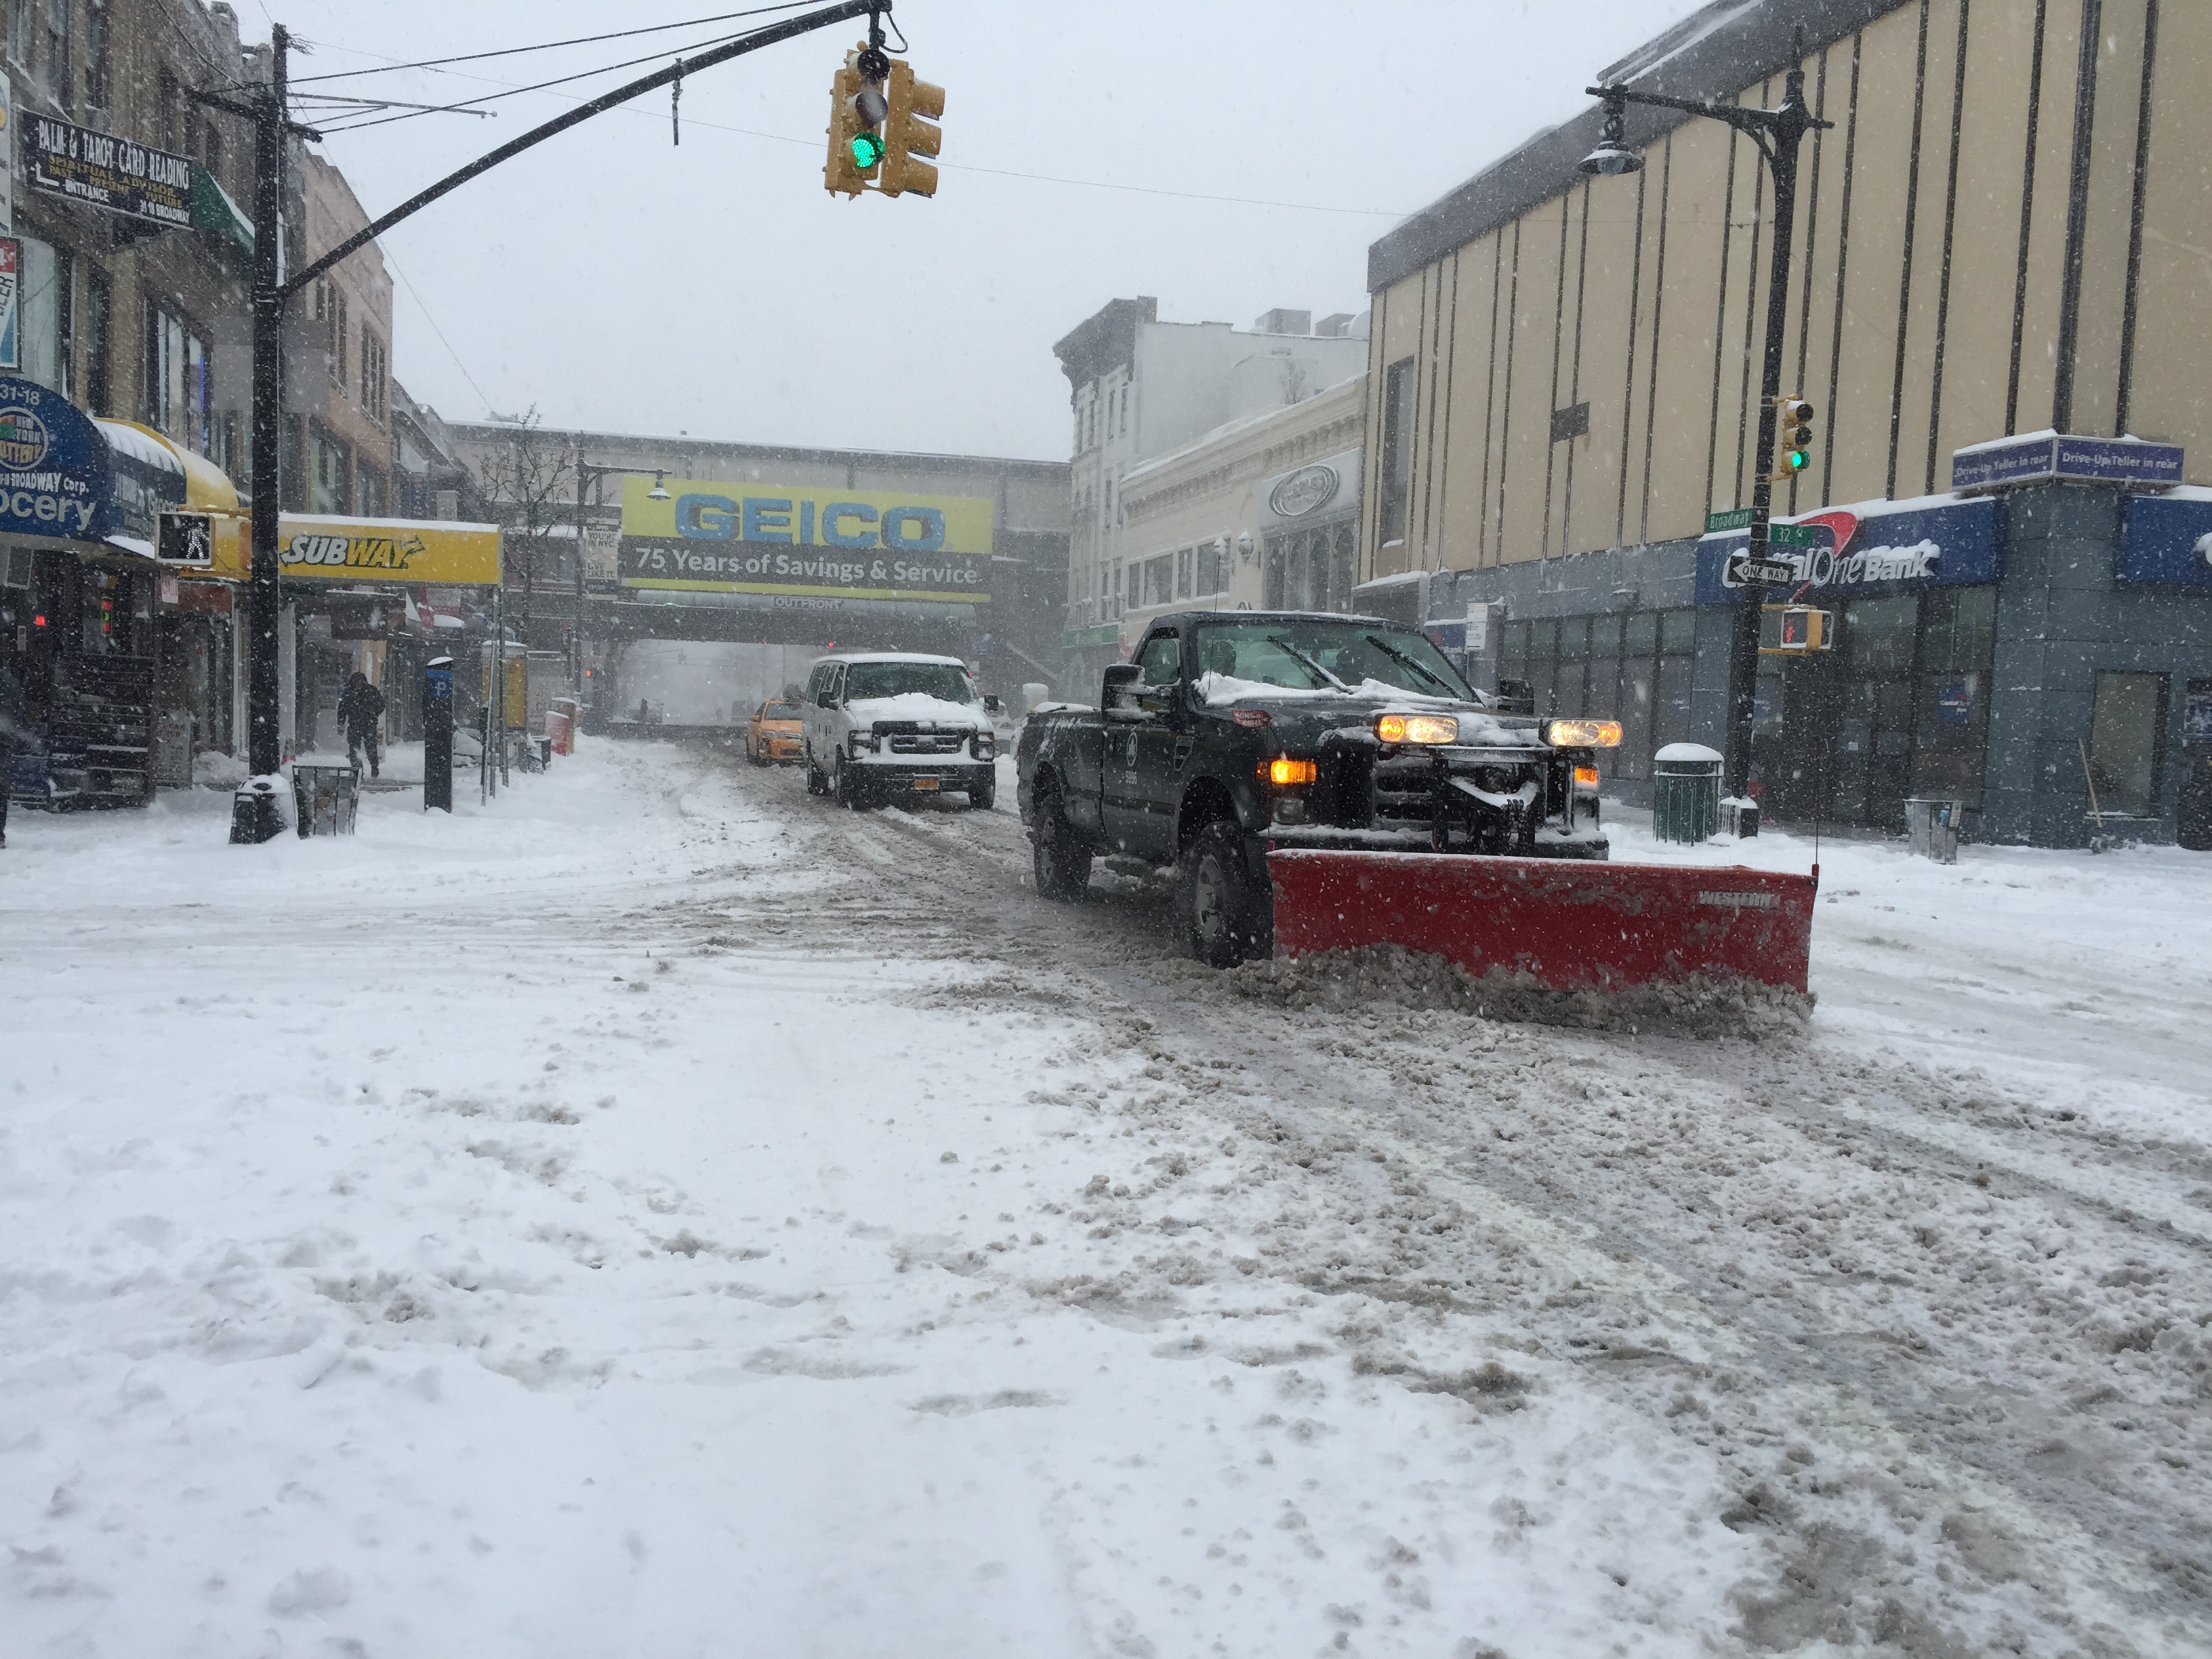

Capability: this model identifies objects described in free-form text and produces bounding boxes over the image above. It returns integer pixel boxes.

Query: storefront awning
[190,167,254,258]
[98,418,247,575]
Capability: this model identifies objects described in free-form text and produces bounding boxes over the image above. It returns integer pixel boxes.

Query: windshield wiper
[1264,636,1351,691]
[1362,632,1459,696]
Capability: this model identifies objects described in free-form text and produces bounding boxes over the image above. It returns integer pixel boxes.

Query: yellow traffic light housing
[1771,395,1814,481]
[823,48,886,197]
[880,60,943,198]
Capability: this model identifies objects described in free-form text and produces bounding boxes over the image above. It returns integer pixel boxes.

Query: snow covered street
[4,742,2210,1658]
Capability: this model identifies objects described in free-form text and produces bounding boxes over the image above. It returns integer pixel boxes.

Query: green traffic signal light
[1786,448,1809,471]
[851,131,885,169]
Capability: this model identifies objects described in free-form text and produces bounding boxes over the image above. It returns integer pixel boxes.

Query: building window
[46,0,68,107]
[1196,538,1225,596]
[19,237,72,396]
[360,329,387,424]
[7,0,31,70]
[1379,356,1415,546]
[145,300,210,453]
[312,430,351,515]
[86,0,110,125]
[2089,672,2169,819]
[1175,546,1193,600]
[85,265,111,415]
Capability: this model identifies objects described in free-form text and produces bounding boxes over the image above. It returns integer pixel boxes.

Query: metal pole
[233,24,289,841]
[1722,64,1812,800]
[574,447,588,697]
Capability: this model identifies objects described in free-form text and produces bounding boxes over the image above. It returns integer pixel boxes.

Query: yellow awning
[277,515,502,586]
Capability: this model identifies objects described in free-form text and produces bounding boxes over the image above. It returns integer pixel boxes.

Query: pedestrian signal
[1762,605,1832,653]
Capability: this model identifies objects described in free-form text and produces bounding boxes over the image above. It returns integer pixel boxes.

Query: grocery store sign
[619,476,993,602]
[1696,499,1999,605]
[277,515,501,584]
[0,375,108,540]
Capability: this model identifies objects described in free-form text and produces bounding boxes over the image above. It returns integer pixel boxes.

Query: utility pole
[209,0,883,841]
[1582,35,1830,799]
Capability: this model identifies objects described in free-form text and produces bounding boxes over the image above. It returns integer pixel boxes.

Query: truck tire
[1031,778,1092,900]
[1182,818,1269,968]
[833,755,867,810]
[968,777,997,811]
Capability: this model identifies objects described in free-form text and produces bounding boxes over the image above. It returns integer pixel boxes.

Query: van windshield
[842,661,977,703]
[1191,621,1473,700]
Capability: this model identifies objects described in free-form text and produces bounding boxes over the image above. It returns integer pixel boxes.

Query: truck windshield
[842,661,977,703]
[1191,621,1474,700]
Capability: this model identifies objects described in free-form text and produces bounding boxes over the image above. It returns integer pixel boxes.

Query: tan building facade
[1117,373,1364,646]
[1357,0,2212,846]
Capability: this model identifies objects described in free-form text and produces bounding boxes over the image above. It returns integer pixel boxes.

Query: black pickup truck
[1017,611,1618,965]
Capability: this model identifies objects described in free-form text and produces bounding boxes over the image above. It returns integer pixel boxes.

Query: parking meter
[424,654,454,813]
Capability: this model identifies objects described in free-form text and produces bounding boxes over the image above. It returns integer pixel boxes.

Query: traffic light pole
[206,0,882,840]
[1589,53,1828,798]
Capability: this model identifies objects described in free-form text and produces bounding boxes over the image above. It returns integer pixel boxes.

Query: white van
[801,652,996,810]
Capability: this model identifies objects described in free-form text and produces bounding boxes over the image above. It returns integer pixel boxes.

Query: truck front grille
[885,732,967,756]
[1369,755,1438,829]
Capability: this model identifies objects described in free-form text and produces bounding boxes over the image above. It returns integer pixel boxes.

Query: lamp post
[573,457,669,705]
[1582,39,1830,800]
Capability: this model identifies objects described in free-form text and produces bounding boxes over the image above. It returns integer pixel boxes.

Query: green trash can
[1652,743,1723,844]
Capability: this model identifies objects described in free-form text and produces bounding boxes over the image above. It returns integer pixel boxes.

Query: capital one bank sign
[1694,498,2000,605]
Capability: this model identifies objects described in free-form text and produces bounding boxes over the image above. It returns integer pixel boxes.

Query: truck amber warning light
[1266,757,1317,786]
[1545,719,1623,747]
[1375,714,1459,745]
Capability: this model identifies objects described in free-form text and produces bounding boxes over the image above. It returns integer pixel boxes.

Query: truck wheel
[1182,819,1267,968]
[748,737,769,766]
[968,777,996,811]
[834,756,866,810]
[1031,779,1092,900]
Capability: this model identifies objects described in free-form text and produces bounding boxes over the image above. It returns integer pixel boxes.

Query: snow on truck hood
[848,692,985,726]
[1192,672,1530,745]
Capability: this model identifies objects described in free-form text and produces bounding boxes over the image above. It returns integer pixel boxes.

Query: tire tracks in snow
[686,741,2212,1656]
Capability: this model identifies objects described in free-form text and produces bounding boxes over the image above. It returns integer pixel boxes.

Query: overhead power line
[287,3,823,86]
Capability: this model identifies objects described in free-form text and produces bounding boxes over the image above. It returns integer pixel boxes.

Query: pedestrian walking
[338,670,385,779]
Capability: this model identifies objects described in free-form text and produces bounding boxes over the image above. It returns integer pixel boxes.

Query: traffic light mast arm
[281,0,881,300]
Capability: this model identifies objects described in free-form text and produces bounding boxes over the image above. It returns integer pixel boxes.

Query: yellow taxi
[745,698,806,765]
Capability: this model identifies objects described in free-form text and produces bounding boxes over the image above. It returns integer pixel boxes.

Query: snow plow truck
[1015,611,1814,991]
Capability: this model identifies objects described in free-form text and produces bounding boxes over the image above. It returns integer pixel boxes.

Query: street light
[649,470,671,501]
[1582,31,1830,801]
[1578,96,1643,178]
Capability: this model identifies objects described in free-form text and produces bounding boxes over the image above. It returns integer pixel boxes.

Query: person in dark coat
[337,670,386,777]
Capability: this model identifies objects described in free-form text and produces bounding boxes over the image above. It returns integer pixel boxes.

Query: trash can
[291,754,360,837]
[548,697,579,756]
[1904,796,1961,863]
[1652,743,1723,844]
[228,775,286,844]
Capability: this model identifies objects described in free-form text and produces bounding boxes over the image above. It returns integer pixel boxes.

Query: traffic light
[879,60,943,198]
[1774,396,1814,480]
[823,47,888,197]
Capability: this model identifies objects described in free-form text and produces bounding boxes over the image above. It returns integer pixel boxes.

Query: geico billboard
[277,515,502,585]
[619,476,993,602]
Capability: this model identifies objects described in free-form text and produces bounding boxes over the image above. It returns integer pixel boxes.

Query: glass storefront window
[1660,608,1697,654]
[1624,611,1658,656]
[2089,672,2169,817]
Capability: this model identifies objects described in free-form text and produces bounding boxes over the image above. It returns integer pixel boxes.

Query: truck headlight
[1375,713,1458,745]
[1544,719,1622,747]
[1265,756,1317,786]
[972,732,995,760]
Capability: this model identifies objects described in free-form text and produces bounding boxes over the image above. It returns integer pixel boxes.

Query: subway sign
[618,476,994,602]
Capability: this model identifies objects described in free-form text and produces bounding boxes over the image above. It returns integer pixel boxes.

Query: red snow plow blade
[1267,851,1816,993]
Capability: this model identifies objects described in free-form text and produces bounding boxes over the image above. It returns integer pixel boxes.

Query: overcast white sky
[265,0,1711,459]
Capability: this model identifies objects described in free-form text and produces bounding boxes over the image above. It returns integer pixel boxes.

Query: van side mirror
[817,688,836,709]
[1102,663,1142,716]
[982,694,1004,714]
